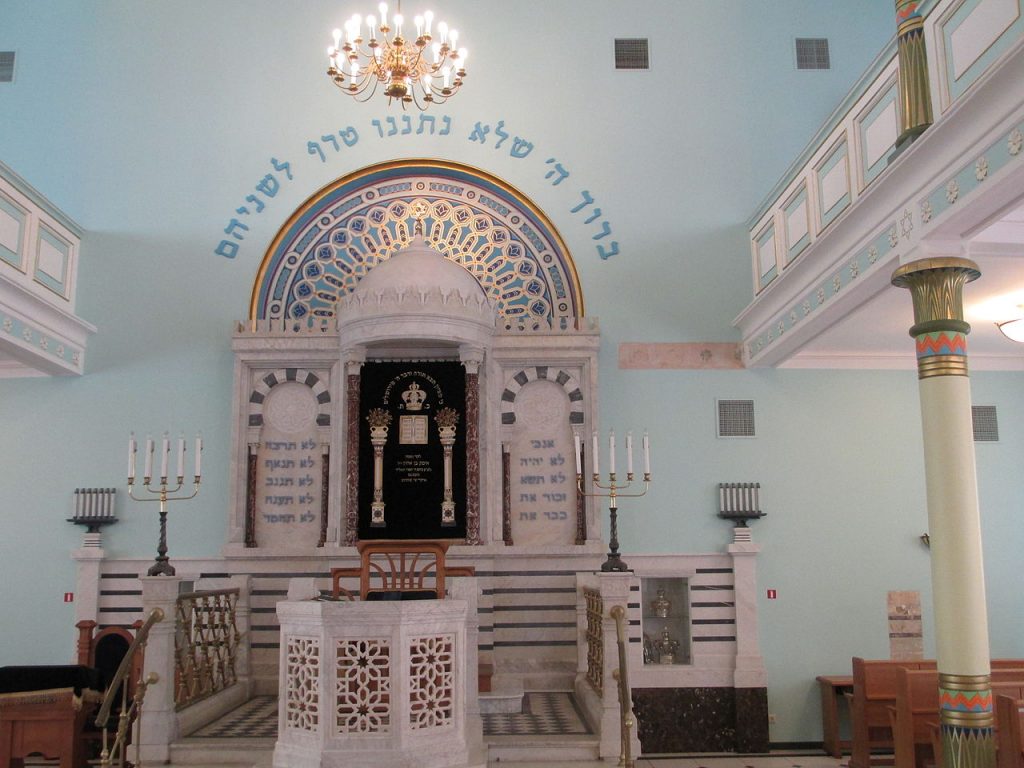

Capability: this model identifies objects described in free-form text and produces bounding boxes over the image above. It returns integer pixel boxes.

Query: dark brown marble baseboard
[631,686,768,754]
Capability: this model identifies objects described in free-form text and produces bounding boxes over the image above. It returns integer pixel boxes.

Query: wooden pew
[891,671,1024,768]
[850,658,936,768]
[850,659,1024,768]
[996,695,1024,768]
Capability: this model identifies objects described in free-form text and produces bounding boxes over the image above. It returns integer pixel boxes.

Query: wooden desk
[818,674,854,758]
[0,687,101,768]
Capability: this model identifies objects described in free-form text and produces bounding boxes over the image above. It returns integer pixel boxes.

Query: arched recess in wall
[250,159,584,325]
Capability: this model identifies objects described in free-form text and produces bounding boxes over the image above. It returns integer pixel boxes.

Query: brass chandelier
[326,2,468,109]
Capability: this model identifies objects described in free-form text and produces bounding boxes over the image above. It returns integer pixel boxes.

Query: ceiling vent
[614,38,650,70]
[795,38,830,70]
[0,52,15,84]
[717,399,756,438]
[972,405,999,442]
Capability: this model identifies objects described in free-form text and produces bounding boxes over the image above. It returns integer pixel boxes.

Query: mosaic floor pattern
[190,695,278,738]
[481,691,593,736]
[185,691,592,738]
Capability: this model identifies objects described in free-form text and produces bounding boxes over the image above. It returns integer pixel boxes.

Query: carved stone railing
[583,587,604,694]
[174,588,241,709]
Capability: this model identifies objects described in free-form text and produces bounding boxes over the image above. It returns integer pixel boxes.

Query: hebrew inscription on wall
[255,381,322,548]
[510,380,576,546]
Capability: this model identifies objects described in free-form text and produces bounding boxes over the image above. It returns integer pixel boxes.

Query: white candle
[160,432,170,480]
[592,431,599,476]
[195,433,203,478]
[128,432,136,481]
[626,431,633,475]
[144,436,153,479]
[176,433,185,479]
[609,430,616,475]
[642,431,650,475]
[573,433,582,475]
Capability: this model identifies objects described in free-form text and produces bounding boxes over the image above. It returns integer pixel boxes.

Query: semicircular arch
[250,159,583,324]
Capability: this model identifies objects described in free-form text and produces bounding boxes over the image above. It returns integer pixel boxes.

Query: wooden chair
[332,539,474,601]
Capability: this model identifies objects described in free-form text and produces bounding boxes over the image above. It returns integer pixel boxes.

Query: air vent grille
[972,405,999,442]
[614,38,650,70]
[717,399,756,438]
[0,52,15,84]
[795,38,830,70]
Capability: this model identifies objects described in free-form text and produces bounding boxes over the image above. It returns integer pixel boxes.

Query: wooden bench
[850,658,937,768]
[888,668,1024,768]
[850,659,1024,768]
[996,695,1024,768]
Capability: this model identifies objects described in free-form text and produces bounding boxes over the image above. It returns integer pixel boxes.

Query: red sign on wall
[63,592,74,603]
[766,589,777,600]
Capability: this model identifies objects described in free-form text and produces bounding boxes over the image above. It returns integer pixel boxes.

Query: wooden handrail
[610,604,636,768]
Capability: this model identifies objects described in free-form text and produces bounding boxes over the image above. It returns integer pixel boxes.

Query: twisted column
[892,257,994,768]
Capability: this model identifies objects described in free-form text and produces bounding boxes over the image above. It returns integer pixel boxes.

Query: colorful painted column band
[891,257,980,379]
[895,0,933,146]
[939,673,995,768]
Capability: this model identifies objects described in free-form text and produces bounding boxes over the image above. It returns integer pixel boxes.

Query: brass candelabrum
[575,430,651,572]
[127,432,203,576]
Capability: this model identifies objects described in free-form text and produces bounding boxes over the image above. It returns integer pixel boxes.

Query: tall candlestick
[626,431,633,476]
[574,433,582,476]
[194,433,203,478]
[128,433,137,481]
[592,431,599,476]
[144,436,154,480]
[609,430,616,475]
[160,432,170,480]
[642,431,650,475]
[176,434,185,480]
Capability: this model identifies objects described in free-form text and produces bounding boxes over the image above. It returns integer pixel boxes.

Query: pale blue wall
[1,0,1021,744]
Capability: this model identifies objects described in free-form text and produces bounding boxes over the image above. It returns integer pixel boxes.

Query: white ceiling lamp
[995,310,1024,343]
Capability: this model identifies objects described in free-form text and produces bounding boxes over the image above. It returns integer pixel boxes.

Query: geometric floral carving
[336,638,391,733]
[285,636,320,731]
[408,634,455,730]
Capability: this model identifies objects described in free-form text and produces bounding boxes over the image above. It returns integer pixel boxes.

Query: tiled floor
[159,694,854,768]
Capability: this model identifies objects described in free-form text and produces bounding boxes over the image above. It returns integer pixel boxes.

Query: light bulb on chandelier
[326,1,468,109]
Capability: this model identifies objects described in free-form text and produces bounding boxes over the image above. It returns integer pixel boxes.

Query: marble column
[892,256,994,768]
[343,349,364,545]
[138,575,182,764]
[461,345,484,545]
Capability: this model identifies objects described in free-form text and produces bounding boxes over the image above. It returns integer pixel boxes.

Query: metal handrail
[610,604,636,768]
[95,607,164,768]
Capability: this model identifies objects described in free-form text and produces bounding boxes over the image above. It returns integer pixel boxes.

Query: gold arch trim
[249,158,584,321]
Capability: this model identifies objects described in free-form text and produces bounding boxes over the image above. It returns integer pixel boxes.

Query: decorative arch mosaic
[248,368,331,427]
[251,160,583,324]
[500,366,585,426]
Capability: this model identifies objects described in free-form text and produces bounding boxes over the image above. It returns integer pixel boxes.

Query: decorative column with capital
[892,257,994,768]
[893,0,934,155]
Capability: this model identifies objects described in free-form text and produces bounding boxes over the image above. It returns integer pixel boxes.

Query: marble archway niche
[227,159,601,553]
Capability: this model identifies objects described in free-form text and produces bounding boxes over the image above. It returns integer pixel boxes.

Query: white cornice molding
[735,37,1024,368]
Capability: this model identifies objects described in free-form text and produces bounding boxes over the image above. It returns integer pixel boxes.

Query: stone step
[486,735,601,763]
[169,738,274,767]
[479,688,525,713]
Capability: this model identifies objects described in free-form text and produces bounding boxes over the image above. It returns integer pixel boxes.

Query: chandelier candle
[128,430,203,576]
[326,2,468,109]
[576,429,652,572]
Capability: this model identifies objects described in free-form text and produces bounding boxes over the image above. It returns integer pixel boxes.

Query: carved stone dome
[354,235,487,302]
[336,235,496,349]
